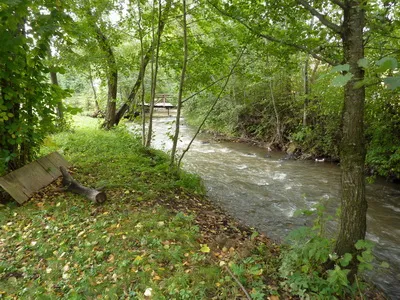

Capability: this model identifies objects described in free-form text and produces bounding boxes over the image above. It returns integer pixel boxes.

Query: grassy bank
[0,117,280,299]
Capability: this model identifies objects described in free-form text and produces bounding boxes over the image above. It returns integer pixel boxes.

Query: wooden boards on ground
[0,152,70,204]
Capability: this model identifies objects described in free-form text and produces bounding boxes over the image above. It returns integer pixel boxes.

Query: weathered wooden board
[0,152,70,204]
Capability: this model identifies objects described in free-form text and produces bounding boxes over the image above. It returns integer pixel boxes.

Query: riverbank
[0,116,283,299]
[199,128,341,163]
[0,116,386,299]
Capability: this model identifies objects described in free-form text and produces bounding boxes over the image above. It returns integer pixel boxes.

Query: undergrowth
[279,203,383,299]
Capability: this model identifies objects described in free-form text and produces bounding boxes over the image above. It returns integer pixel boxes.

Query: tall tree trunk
[93,25,118,129]
[303,57,309,127]
[50,71,64,120]
[88,65,100,113]
[105,67,118,128]
[269,79,282,145]
[136,0,147,145]
[170,0,188,167]
[19,18,33,166]
[146,0,162,147]
[114,0,172,126]
[335,0,367,269]
[48,50,64,120]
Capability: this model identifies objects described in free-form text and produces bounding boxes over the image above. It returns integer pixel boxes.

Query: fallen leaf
[200,244,210,253]
[144,287,152,297]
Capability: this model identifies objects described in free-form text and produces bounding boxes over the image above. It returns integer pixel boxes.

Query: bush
[279,205,375,299]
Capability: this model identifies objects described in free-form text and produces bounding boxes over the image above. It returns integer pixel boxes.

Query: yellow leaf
[200,244,210,253]
[134,255,143,263]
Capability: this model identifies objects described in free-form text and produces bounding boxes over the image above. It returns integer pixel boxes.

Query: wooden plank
[45,152,70,170]
[36,152,69,179]
[11,161,54,197]
[0,152,70,204]
[0,173,29,204]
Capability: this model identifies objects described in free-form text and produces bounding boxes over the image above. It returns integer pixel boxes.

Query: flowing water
[130,115,400,299]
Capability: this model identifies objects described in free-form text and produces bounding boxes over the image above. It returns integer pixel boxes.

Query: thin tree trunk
[177,48,246,169]
[269,79,281,145]
[48,50,64,120]
[170,0,188,167]
[137,0,147,146]
[20,19,33,166]
[146,0,160,148]
[335,1,367,275]
[114,0,172,126]
[92,24,118,129]
[303,57,309,127]
[88,65,100,113]
[50,71,64,120]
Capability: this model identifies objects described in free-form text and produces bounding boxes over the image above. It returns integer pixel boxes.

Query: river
[130,115,400,299]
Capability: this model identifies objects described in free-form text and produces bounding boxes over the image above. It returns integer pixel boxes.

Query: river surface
[130,115,400,299]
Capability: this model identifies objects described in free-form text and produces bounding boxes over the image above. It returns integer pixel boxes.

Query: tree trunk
[48,49,64,120]
[114,0,172,126]
[104,68,118,128]
[60,166,106,204]
[170,0,188,167]
[303,57,309,127]
[92,25,118,129]
[335,0,367,266]
[88,65,100,113]
[146,0,163,147]
[137,0,147,146]
[50,71,64,120]
[269,79,282,145]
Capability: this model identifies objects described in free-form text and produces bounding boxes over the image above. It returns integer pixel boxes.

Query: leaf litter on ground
[0,116,283,299]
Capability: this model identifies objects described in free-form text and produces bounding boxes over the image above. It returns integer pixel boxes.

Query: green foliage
[365,85,400,179]
[279,205,376,299]
[0,0,69,174]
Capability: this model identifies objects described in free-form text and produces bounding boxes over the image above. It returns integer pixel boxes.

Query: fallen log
[60,166,106,204]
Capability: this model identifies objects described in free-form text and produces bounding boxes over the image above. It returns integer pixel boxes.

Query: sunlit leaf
[381,261,390,268]
[358,58,369,68]
[376,57,398,72]
[383,77,400,90]
[330,64,350,73]
[200,244,210,253]
[331,73,353,87]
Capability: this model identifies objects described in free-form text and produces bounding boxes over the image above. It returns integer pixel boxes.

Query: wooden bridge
[136,94,177,115]
[140,94,177,109]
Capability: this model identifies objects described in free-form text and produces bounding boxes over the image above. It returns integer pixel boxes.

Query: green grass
[0,116,280,299]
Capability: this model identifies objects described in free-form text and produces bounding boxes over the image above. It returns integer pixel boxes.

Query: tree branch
[60,167,106,204]
[297,0,342,34]
[177,47,246,169]
[181,74,231,104]
[330,0,345,10]
[206,0,338,66]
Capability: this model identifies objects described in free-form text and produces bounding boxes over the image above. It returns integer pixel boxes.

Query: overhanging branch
[330,0,345,9]
[206,0,338,66]
[297,0,342,34]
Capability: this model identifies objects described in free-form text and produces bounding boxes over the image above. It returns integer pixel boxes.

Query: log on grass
[60,166,106,204]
